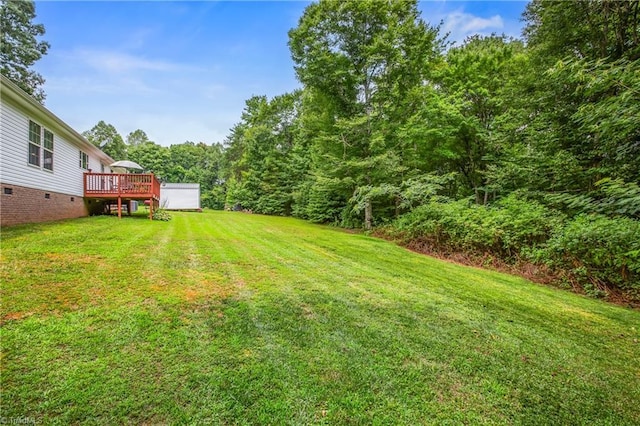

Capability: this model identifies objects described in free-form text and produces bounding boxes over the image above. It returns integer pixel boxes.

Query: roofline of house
[0,74,115,166]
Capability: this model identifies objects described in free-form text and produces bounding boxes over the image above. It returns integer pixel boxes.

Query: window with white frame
[43,129,54,171]
[28,120,55,171]
[79,151,89,169]
[28,120,41,166]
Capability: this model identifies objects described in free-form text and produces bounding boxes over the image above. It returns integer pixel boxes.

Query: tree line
[220,0,639,228]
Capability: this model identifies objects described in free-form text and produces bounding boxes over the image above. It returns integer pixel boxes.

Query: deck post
[117,197,122,219]
[149,198,153,220]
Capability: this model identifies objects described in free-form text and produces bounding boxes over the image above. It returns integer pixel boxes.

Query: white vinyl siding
[0,100,110,197]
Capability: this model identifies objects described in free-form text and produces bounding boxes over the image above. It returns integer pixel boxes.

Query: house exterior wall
[160,183,201,210]
[0,101,110,196]
[0,76,115,227]
[0,183,89,227]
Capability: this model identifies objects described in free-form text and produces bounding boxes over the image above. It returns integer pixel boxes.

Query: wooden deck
[84,172,161,219]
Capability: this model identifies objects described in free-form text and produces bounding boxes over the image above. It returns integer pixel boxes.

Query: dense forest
[83,0,639,301]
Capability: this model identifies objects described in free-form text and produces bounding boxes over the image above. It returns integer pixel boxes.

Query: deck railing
[84,172,161,199]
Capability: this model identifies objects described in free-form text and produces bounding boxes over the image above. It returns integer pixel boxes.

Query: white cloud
[68,49,196,74]
[44,48,207,100]
[45,75,159,96]
[440,10,505,45]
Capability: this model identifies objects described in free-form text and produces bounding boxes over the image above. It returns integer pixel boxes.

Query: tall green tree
[439,35,525,203]
[166,142,225,201]
[127,140,169,176]
[126,129,150,147]
[289,0,440,228]
[223,92,306,215]
[82,121,127,161]
[198,142,226,209]
[0,0,50,103]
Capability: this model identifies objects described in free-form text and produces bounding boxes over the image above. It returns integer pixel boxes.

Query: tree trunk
[364,199,373,230]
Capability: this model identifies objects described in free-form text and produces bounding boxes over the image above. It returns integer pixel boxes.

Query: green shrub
[393,194,561,259]
[152,209,172,221]
[256,191,292,216]
[390,196,640,298]
[534,214,640,292]
[491,195,565,254]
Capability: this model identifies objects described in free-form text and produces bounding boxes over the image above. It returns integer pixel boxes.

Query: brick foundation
[0,183,90,227]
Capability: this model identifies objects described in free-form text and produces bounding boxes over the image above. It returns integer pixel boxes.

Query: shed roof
[161,183,200,189]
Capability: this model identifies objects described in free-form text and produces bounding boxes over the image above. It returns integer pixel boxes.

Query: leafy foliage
[289,0,441,228]
[393,194,562,259]
[523,0,640,62]
[546,178,640,219]
[151,209,172,221]
[127,141,169,176]
[392,197,640,297]
[222,92,306,215]
[82,121,128,161]
[0,0,49,103]
[534,215,640,294]
[126,129,150,147]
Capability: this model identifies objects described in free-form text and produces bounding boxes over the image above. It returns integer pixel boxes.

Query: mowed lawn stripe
[1,210,639,424]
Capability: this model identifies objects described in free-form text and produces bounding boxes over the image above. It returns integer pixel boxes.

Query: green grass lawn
[1,211,639,424]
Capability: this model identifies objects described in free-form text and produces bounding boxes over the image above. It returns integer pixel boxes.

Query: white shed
[160,183,201,210]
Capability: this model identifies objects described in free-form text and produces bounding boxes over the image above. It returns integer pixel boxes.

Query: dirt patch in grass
[3,263,238,322]
[180,283,227,303]
[44,252,103,262]
[43,253,109,273]
[146,268,236,304]
[1,311,34,324]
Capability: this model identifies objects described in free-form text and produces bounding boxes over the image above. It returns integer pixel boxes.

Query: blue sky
[34,1,528,147]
